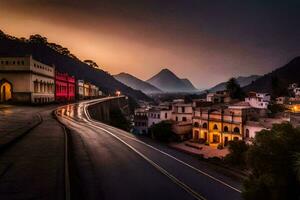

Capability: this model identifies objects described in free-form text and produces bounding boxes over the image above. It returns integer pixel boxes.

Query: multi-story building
[0,56,55,104]
[55,71,75,102]
[83,83,90,99]
[77,80,84,100]
[192,102,253,147]
[171,101,194,140]
[133,108,149,134]
[245,92,270,109]
[172,102,193,122]
[206,91,231,103]
[147,107,173,127]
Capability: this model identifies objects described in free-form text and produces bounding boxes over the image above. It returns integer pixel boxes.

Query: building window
[34,81,38,93]
[157,114,160,118]
[202,123,208,129]
[182,117,187,121]
[245,129,250,138]
[233,137,239,141]
[213,124,218,130]
[176,116,178,121]
[165,113,168,119]
[182,107,185,113]
[234,127,240,133]
[194,122,199,127]
[224,126,229,132]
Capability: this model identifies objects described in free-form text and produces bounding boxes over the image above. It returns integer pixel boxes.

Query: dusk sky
[1,0,300,89]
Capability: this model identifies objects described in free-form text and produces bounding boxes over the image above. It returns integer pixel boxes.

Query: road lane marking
[84,119,206,200]
[57,106,206,200]
[55,100,241,199]
[83,103,242,194]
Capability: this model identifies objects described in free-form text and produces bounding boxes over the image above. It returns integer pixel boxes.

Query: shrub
[149,121,174,142]
[243,123,300,200]
[224,140,248,167]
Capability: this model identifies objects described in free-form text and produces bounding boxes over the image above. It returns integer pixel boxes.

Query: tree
[226,78,244,100]
[29,34,48,44]
[224,140,248,167]
[149,121,174,142]
[243,123,300,200]
[268,103,286,117]
[271,76,288,97]
[84,60,100,69]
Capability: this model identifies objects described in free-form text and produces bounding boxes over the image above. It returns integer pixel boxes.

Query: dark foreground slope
[0,31,151,101]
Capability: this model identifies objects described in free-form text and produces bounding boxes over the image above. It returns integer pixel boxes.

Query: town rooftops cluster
[134,87,300,147]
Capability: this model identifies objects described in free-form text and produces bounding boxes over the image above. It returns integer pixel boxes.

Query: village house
[133,108,149,134]
[206,90,231,103]
[171,100,194,140]
[77,80,85,100]
[244,117,289,143]
[192,101,254,148]
[0,55,55,104]
[55,71,75,102]
[245,92,270,109]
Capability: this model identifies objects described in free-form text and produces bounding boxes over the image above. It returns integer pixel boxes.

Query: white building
[244,117,288,143]
[172,102,193,122]
[148,107,172,127]
[206,91,231,103]
[245,92,270,109]
[0,56,55,104]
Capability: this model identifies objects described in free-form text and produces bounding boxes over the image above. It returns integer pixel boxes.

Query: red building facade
[55,72,75,102]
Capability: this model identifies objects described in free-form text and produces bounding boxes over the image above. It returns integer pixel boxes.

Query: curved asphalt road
[56,97,243,200]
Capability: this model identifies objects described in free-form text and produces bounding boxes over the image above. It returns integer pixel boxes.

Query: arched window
[245,129,250,138]
[202,123,207,129]
[213,124,218,130]
[234,127,240,133]
[194,122,200,127]
[224,126,229,132]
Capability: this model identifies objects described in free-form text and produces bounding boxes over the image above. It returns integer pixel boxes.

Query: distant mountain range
[243,57,300,96]
[0,30,151,101]
[209,75,261,92]
[115,69,198,94]
[114,72,162,94]
[146,68,198,93]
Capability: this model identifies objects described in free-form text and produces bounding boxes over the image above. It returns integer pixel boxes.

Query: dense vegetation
[226,78,245,100]
[226,123,300,199]
[149,121,174,142]
[0,30,151,101]
[109,108,131,131]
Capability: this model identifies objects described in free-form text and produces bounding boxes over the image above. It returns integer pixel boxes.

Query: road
[56,97,243,200]
[0,105,65,200]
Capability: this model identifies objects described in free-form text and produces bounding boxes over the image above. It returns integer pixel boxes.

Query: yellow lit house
[192,102,253,147]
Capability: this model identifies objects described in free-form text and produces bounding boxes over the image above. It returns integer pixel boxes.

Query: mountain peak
[147,68,198,93]
[114,73,162,94]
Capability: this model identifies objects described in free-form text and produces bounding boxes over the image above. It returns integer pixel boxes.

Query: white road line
[58,106,206,200]
[82,103,242,193]
[81,112,206,200]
